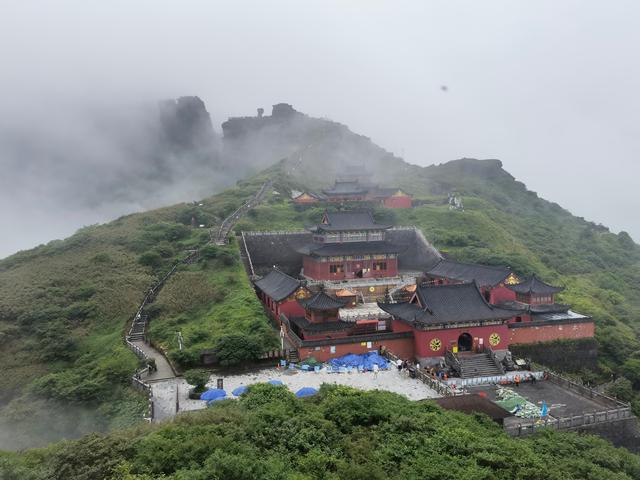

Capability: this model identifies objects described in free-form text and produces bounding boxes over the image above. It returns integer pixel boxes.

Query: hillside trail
[124,180,273,418]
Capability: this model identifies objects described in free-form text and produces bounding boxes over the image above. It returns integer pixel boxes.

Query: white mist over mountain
[1,1,639,258]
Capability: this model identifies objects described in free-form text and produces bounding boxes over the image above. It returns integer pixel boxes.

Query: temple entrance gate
[457,333,473,352]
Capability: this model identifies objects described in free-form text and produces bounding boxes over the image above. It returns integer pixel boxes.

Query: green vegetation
[2,385,639,479]
[148,243,276,369]
[0,175,272,449]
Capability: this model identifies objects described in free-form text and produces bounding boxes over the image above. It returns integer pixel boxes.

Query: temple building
[500,276,594,345]
[378,282,515,364]
[243,209,595,366]
[298,211,400,281]
[292,178,412,208]
[424,259,520,304]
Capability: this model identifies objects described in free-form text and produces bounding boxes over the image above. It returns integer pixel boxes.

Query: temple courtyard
[150,366,439,419]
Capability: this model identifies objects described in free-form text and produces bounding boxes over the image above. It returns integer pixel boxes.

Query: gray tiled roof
[322,181,368,195]
[426,259,512,287]
[297,241,401,257]
[507,276,564,295]
[289,316,353,333]
[298,291,347,310]
[317,211,390,231]
[254,269,301,302]
[242,228,442,276]
[379,282,514,327]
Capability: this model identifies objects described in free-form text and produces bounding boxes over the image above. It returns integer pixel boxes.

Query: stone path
[133,341,175,381]
[124,181,273,421]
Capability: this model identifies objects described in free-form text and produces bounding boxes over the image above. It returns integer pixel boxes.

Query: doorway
[457,333,473,352]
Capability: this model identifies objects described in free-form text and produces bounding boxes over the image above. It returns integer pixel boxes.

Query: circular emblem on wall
[429,338,442,351]
[489,333,501,346]
[369,286,375,292]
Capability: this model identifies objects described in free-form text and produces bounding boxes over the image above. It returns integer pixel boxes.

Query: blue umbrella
[295,387,318,398]
[268,379,284,386]
[200,388,227,401]
[232,385,249,396]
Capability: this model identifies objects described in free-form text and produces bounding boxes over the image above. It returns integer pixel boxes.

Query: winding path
[124,181,273,420]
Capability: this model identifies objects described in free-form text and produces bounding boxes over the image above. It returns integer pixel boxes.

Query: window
[342,231,367,242]
[329,264,343,273]
[373,261,387,271]
[368,231,383,241]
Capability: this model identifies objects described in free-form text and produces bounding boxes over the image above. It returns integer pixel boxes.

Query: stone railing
[545,370,626,408]
[486,346,505,374]
[505,406,634,437]
[385,351,456,397]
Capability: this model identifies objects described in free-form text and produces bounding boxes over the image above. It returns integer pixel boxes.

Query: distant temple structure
[293,178,412,209]
[244,209,594,365]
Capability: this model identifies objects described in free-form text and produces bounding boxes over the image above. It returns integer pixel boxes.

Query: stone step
[128,333,145,341]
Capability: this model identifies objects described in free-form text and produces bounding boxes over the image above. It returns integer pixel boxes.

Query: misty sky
[1,1,640,258]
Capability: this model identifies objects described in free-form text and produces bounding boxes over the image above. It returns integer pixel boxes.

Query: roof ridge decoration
[507,275,564,294]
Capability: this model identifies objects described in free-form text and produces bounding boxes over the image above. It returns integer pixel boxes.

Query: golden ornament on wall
[369,286,375,292]
[429,338,442,351]
[489,333,501,346]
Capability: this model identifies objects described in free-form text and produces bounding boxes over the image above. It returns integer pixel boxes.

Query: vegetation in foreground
[1,385,639,480]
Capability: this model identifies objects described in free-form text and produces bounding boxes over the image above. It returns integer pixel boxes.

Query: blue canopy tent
[268,379,284,386]
[200,388,227,401]
[295,387,318,398]
[232,385,249,397]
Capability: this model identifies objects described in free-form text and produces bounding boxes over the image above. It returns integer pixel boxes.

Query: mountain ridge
[1,103,639,451]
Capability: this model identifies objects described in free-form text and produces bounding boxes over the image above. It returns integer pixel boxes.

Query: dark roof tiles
[317,211,390,231]
[289,316,353,333]
[507,276,564,295]
[379,282,514,327]
[426,259,512,287]
[298,291,347,310]
[298,241,401,257]
[254,269,301,302]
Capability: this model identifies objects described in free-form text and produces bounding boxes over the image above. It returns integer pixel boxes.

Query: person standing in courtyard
[373,363,379,379]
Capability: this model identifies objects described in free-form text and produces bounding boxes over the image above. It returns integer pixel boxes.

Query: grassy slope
[1,385,639,479]
[0,175,273,449]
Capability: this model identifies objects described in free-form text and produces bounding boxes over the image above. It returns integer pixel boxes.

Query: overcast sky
[1,1,639,258]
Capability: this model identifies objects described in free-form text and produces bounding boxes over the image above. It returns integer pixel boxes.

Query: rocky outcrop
[159,96,219,156]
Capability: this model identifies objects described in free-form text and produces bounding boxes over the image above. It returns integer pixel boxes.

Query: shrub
[214,335,263,366]
[184,369,210,392]
[138,252,162,268]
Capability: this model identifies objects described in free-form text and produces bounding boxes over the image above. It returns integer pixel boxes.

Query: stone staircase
[287,349,300,363]
[458,352,503,379]
[128,314,148,342]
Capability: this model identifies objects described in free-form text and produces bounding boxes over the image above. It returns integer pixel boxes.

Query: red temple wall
[489,285,516,304]
[509,321,595,344]
[413,324,511,358]
[303,256,398,280]
[383,196,412,209]
[298,337,414,363]
[278,300,305,318]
